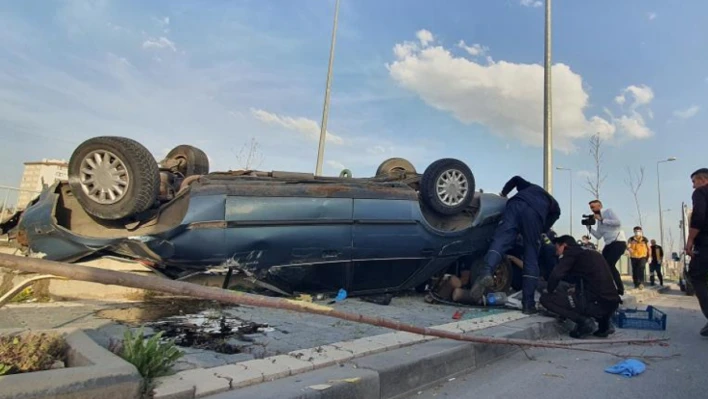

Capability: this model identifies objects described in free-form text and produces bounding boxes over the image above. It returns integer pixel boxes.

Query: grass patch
[110,328,183,397]
[0,332,67,375]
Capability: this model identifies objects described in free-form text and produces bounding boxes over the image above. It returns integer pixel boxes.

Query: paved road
[409,288,707,399]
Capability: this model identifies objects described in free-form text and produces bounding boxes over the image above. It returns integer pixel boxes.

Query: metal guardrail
[0,185,42,222]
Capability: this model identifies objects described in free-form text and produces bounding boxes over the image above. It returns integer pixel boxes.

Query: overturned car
[3,136,511,296]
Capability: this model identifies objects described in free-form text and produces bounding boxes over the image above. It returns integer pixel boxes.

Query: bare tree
[667,228,675,254]
[233,137,264,170]
[624,166,646,227]
[583,133,607,200]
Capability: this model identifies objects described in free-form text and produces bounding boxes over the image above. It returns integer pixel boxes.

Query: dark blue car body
[10,173,507,295]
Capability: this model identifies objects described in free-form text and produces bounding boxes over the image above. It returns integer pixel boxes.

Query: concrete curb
[621,285,669,308]
[0,328,141,399]
[151,311,533,399]
[204,316,562,399]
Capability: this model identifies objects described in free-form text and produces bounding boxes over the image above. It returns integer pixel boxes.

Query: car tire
[162,145,210,177]
[68,136,160,221]
[420,158,475,215]
[376,157,416,177]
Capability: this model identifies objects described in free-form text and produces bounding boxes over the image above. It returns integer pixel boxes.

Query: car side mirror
[672,252,680,261]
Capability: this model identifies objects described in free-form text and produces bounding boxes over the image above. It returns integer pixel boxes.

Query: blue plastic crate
[612,305,667,331]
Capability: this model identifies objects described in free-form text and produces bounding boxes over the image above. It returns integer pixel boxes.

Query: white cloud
[615,85,654,109]
[520,0,543,8]
[416,29,434,46]
[142,37,176,52]
[674,105,700,119]
[366,145,386,155]
[250,108,344,144]
[387,31,654,150]
[648,12,657,21]
[326,160,346,170]
[457,40,488,57]
[576,170,593,179]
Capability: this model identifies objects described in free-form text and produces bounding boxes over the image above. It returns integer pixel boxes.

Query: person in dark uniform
[686,168,708,337]
[649,239,664,286]
[469,176,561,314]
[540,235,621,338]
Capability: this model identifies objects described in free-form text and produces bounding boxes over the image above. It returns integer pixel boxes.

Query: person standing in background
[588,200,627,296]
[627,226,651,289]
[686,168,708,337]
[580,235,597,250]
[649,239,664,286]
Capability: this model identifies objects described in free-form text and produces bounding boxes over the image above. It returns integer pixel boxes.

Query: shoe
[522,304,538,315]
[593,324,616,338]
[469,274,494,302]
[569,318,596,339]
[701,322,708,337]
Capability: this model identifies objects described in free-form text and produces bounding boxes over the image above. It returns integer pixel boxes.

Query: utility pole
[556,167,572,236]
[543,0,553,194]
[657,157,677,251]
[315,0,341,176]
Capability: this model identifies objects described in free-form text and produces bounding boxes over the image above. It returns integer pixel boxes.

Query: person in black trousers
[686,168,708,337]
[540,235,621,338]
[649,239,664,286]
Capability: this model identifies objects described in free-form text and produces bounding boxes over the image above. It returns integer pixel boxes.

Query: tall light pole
[657,157,677,251]
[556,167,572,236]
[555,166,572,235]
[315,0,341,176]
[543,0,553,194]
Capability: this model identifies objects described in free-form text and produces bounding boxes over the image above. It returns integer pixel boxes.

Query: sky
[0,0,706,253]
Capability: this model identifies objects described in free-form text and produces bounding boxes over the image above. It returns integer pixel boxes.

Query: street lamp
[315,0,341,176]
[543,0,553,194]
[657,157,677,251]
[556,167,572,236]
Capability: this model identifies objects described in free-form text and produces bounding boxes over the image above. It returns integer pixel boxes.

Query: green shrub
[112,328,183,380]
[0,333,67,375]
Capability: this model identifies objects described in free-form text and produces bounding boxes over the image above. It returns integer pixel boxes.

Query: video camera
[581,214,596,227]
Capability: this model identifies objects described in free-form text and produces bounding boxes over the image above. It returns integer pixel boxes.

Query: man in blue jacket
[470,176,561,314]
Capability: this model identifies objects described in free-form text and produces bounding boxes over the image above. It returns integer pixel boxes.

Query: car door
[350,198,435,293]
[223,196,353,292]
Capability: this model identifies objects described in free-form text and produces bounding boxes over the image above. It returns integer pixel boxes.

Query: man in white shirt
[588,200,627,296]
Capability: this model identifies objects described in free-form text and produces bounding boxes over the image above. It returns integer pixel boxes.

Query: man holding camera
[540,235,621,338]
[585,200,626,295]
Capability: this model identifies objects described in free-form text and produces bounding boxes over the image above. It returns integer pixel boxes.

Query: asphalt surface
[408,287,707,399]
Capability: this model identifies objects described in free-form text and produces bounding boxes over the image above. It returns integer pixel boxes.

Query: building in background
[17,159,68,209]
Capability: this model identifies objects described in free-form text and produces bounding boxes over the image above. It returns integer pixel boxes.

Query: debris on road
[605,359,646,378]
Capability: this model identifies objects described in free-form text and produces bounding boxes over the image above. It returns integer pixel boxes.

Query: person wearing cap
[627,226,651,290]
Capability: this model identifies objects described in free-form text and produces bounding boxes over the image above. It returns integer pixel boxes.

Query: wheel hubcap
[436,169,468,206]
[79,150,130,205]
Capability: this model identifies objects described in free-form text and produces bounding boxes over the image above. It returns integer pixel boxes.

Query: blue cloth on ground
[334,289,347,302]
[604,359,646,378]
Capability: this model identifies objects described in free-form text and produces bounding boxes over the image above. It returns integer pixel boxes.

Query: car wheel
[376,157,416,177]
[68,136,160,221]
[420,158,475,215]
[161,145,210,177]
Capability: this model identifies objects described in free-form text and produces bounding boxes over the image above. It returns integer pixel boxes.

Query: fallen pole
[0,254,668,353]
